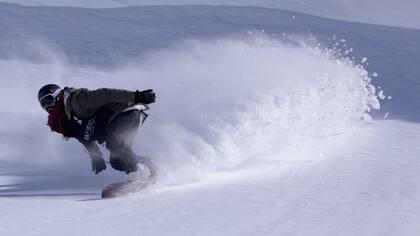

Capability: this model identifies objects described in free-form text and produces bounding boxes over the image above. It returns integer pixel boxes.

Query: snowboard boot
[136,155,157,181]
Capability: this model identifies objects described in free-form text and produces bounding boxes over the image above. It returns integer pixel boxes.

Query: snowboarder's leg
[106,110,142,174]
[108,150,138,174]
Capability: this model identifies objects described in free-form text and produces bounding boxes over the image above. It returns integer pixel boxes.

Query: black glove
[91,156,106,175]
[134,89,156,104]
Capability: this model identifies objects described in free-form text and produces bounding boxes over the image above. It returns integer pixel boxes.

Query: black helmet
[38,84,61,111]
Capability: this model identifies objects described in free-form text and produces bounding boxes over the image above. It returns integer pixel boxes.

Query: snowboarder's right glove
[134,89,156,104]
[91,155,106,175]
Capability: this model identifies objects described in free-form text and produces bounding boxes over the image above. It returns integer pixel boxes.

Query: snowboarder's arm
[79,140,106,174]
[79,140,102,158]
[71,88,135,111]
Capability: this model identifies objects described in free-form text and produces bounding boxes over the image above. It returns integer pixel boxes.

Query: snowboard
[101,158,157,199]
[101,180,150,198]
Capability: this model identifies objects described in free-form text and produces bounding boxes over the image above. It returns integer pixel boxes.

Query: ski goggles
[39,90,61,110]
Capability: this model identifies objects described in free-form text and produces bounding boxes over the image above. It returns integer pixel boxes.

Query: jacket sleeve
[71,88,135,111]
[79,140,102,158]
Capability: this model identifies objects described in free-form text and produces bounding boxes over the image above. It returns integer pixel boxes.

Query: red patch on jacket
[47,93,72,138]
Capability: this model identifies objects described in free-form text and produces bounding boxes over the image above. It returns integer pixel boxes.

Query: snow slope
[1,0,420,29]
[0,3,420,236]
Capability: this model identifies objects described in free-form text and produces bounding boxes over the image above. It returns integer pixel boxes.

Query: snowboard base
[102,159,157,199]
[101,180,150,199]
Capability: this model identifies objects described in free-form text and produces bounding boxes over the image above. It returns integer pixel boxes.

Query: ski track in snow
[0,3,419,236]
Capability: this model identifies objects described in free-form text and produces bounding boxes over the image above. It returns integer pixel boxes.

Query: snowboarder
[37,84,156,176]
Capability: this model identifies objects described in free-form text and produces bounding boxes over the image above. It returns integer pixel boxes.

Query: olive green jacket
[63,87,136,121]
[62,87,137,158]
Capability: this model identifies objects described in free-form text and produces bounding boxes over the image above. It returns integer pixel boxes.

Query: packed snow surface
[0,3,420,236]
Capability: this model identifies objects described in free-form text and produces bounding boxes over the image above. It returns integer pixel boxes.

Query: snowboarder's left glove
[91,156,106,175]
[134,89,156,104]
